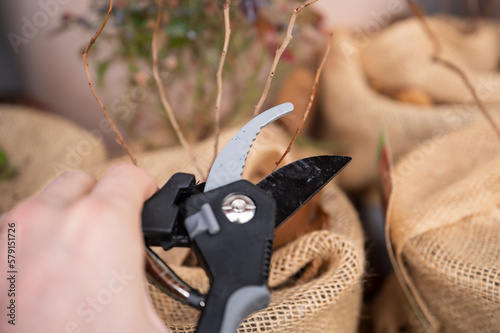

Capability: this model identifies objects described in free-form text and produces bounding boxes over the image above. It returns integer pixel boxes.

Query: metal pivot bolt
[222,194,256,224]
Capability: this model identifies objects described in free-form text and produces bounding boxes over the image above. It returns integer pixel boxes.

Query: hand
[0,163,169,333]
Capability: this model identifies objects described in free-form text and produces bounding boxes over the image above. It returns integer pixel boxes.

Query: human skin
[0,163,169,333]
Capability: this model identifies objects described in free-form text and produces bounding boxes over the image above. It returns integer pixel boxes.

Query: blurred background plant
[0,148,17,181]
[53,0,322,153]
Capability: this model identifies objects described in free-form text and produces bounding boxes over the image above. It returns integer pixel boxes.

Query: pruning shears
[141,103,351,333]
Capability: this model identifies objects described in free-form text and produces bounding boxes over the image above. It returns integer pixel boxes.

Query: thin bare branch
[152,0,205,179]
[408,0,500,139]
[211,0,231,173]
[408,1,441,55]
[253,0,318,117]
[82,0,137,165]
[273,33,332,171]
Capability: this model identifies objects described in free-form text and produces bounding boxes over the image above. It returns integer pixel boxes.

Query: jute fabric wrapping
[386,116,500,332]
[0,105,107,214]
[319,29,498,192]
[0,105,364,331]
[360,16,500,104]
[96,125,365,333]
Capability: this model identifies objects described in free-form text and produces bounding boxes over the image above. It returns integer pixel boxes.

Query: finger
[90,163,158,212]
[37,169,97,208]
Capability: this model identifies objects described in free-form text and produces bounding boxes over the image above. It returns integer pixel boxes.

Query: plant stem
[253,0,319,117]
[82,0,137,165]
[273,33,332,171]
[211,0,232,177]
[152,0,205,179]
[408,0,500,140]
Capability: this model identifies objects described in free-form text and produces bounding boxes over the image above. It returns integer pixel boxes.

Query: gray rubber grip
[185,203,220,238]
[219,285,270,333]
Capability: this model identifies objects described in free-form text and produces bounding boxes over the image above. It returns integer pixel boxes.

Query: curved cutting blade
[204,102,294,192]
[257,155,351,228]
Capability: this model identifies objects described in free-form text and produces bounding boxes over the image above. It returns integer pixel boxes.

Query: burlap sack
[96,125,365,332]
[385,116,500,332]
[0,105,364,331]
[319,29,498,192]
[0,105,107,214]
[360,16,500,104]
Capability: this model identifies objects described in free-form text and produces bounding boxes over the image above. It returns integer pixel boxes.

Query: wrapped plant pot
[96,125,365,332]
[319,29,498,192]
[360,16,500,104]
[386,117,500,332]
[0,105,107,214]
[0,104,365,331]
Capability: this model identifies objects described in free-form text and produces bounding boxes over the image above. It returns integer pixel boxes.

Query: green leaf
[376,132,387,163]
[0,149,17,182]
[0,167,17,182]
[97,61,110,85]
[294,136,339,151]
[0,149,7,168]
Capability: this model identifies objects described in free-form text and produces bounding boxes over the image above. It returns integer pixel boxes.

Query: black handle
[184,180,276,333]
[142,173,204,309]
[142,175,276,332]
[142,173,196,250]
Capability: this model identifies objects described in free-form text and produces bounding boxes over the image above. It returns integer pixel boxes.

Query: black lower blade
[257,155,351,228]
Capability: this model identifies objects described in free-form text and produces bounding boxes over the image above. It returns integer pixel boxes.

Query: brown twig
[408,2,441,54]
[211,0,231,173]
[408,0,500,139]
[273,33,332,171]
[82,0,137,165]
[152,0,205,179]
[252,0,318,117]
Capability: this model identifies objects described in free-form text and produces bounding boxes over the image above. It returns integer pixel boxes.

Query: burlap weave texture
[0,105,107,214]
[94,126,365,333]
[361,16,500,104]
[319,28,499,192]
[387,116,500,332]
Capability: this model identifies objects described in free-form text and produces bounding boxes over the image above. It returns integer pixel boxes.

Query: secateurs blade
[141,103,351,333]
